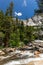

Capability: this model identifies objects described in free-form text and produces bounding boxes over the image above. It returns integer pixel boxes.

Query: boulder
[34,51,40,57]
[0,50,5,56]
[34,51,40,55]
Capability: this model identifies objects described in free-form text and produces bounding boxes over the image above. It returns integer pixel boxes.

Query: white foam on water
[24,51,34,56]
[39,54,43,58]
[4,51,43,65]
[14,50,21,54]
[4,58,43,65]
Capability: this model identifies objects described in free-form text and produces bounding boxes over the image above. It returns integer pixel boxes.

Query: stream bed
[0,50,43,65]
[4,58,43,65]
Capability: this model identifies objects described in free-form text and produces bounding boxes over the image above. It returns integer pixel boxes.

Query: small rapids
[4,58,43,65]
[3,50,43,65]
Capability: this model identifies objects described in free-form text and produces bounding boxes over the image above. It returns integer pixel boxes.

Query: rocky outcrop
[23,15,43,26]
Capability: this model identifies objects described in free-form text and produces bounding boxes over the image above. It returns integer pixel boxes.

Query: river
[0,50,43,65]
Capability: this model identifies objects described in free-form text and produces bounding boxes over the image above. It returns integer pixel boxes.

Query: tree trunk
[4,32,10,47]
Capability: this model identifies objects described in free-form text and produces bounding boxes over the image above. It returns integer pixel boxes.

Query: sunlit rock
[0,50,5,56]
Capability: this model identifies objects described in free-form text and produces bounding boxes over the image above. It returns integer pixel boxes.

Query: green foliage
[9,31,20,47]
[24,38,29,45]
[9,40,18,47]
[37,0,43,12]
[35,9,42,14]
[25,26,35,42]
[5,2,14,17]
[0,46,4,49]
[0,1,42,48]
[0,32,5,38]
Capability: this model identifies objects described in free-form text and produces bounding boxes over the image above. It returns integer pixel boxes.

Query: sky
[0,0,38,19]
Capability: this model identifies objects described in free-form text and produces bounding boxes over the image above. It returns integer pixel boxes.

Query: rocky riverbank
[0,45,43,65]
[0,42,43,65]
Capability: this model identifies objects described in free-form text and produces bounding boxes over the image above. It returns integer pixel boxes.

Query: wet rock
[0,50,5,56]
[39,48,43,53]
[34,51,40,57]
[2,48,16,54]
[34,51,40,55]
[18,47,34,51]
[34,40,43,47]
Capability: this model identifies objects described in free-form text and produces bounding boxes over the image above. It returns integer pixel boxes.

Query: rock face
[0,50,5,56]
[23,15,43,26]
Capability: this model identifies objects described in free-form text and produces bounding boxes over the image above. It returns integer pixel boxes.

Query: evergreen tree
[5,2,14,17]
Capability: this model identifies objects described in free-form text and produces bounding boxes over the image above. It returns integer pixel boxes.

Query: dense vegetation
[38,0,43,10]
[36,0,43,13]
[0,2,43,48]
